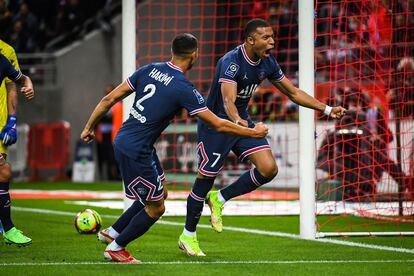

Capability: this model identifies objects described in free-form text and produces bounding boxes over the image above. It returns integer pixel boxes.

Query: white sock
[106,240,124,251]
[108,227,120,239]
[183,228,196,237]
[218,191,226,204]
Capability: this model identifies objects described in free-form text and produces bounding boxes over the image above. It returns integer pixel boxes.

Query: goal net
[133,0,413,234]
[314,0,413,236]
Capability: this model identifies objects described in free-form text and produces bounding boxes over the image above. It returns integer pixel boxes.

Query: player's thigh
[233,137,277,177]
[114,149,164,203]
[197,123,236,177]
[248,150,278,178]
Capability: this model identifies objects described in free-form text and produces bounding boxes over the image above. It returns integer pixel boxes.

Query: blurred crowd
[239,0,413,122]
[1,0,412,124]
[0,0,116,52]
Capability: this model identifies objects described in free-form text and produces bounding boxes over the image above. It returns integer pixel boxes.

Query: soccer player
[0,51,34,246]
[80,33,269,263]
[178,19,346,256]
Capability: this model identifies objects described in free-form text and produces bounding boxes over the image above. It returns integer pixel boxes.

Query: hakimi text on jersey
[148,68,174,86]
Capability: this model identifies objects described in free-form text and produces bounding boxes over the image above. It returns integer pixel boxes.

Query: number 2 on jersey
[136,84,156,111]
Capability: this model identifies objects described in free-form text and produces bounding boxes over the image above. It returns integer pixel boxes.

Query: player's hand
[330,106,347,119]
[235,119,248,127]
[0,115,17,146]
[253,122,268,138]
[21,86,34,100]
[81,128,95,144]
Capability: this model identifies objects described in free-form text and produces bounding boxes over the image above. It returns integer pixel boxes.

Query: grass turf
[1,182,413,275]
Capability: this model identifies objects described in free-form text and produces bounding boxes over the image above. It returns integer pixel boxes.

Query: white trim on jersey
[126,78,135,91]
[273,74,285,82]
[166,62,183,72]
[241,44,261,66]
[218,78,237,85]
[189,106,208,116]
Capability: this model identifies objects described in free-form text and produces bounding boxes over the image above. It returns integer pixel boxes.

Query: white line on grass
[1,259,414,266]
[13,207,414,254]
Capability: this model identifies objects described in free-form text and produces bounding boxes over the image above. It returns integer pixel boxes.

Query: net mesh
[135,0,414,229]
[314,0,414,232]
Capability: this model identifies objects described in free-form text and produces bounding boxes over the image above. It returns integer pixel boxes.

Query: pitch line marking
[1,259,414,266]
[13,207,414,254]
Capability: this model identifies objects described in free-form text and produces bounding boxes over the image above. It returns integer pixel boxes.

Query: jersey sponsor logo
[238,83,258,99]
[130,107,147,123]
[224,62,239,78]
[243,73,248,80]
[148,68,174,86]
[193,89,205,104]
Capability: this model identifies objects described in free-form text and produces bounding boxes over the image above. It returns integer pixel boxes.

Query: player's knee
[257,163,278,180]
[0,162,12,182]
[197,172,215,180]
[145,201,165,219]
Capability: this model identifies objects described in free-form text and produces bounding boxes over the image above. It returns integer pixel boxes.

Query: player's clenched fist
[81,128,95,143]
[330,106,347,119]
[253,122,268,138]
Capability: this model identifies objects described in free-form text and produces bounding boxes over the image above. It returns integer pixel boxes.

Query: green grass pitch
[0,182,413,275]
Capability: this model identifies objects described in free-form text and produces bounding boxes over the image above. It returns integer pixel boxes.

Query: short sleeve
[0,54,22,81]
[179,84,208,116]
[126,70,139,91]
[267,55,285,82]
[218,58,240,86]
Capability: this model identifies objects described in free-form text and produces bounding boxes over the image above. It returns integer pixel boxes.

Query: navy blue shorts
[197,119,271,177]
[151,148,165,181]
[114,147,164,203]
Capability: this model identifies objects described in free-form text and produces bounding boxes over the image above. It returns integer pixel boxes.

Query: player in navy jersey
[179,19,346,256]
[81,33,268,263]
[0,53,34,246]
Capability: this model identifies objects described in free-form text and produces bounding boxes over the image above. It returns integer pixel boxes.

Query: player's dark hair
[243,18,271,40]
[172,33,198,57]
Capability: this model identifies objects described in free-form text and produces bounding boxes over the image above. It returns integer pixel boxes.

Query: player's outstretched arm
[271,77,346,119]
[81,81,133,143]
[196,109,268,138]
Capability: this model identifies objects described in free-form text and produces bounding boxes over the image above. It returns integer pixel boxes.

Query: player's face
[251,27,275,59]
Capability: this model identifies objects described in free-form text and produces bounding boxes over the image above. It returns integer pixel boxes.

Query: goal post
[122,0,135,210]
[298,0,316,240]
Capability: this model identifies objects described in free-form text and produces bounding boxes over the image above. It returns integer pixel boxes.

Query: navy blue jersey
[115,61,207,159]
[206,44,284,119]
[0,53,21,84]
